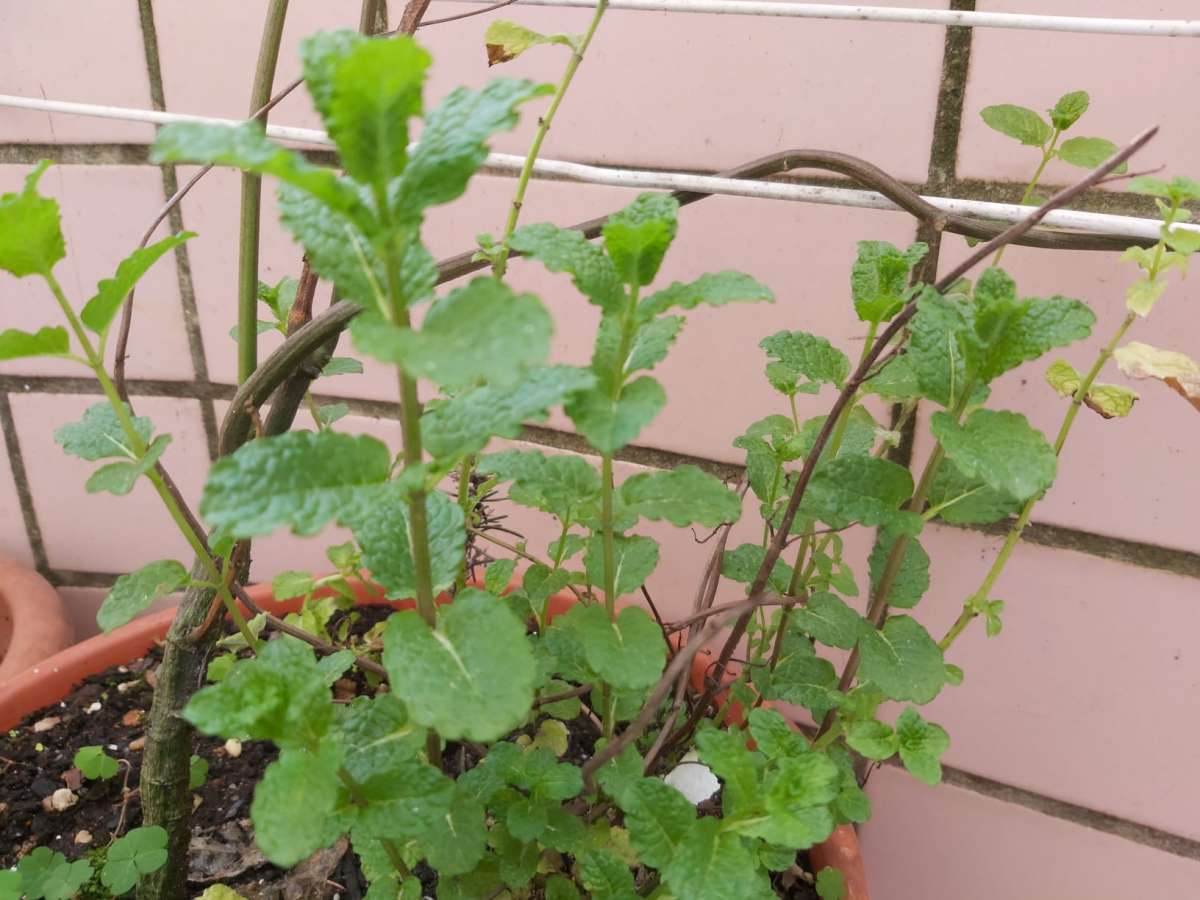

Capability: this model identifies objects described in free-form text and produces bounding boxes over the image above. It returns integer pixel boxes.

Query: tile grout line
[137,0,220,461]
[0,392,51,573]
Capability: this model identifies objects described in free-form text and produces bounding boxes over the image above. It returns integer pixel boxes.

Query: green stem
[491,0,609,278]
[457,456,475,590]
[994,131,1058,267]
[236,0,290,384]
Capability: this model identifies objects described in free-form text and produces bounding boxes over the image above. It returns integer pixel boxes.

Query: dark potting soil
[0,607,822,898]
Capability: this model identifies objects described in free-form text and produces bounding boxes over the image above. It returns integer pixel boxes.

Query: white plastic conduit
[1,94,1193,243]
[445,0,1200,38]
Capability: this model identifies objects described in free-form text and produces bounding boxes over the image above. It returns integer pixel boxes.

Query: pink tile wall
[0,434,33,566]
[0,165,195,382]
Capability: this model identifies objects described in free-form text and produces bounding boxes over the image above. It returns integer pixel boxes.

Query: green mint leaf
[765,752,841,810]
[1128,175,1200,203]
[858,615,945,703]
[566,376,665,455]
[200,430,391,537]
[492,822,540,889]
[663,818,775,900]
[272,570,315,600]
[299,30,367,124]
[352,277,551,389]
[759,330,850,392]
[74,745,119,780]
[349,757,454,845]
[256,274,298,324]
[931,409,1056,502]
[639,269,773,317]
[863,354,921,400]
[1125,277,1168,317]
[484,558,518,595]
[927,454,1020,525]
[0,325,69,361]
[980,104,1053,147]
[761,634,840,720]
[322,356,363,376]
[795,407,879,462]
[315,402,350,428]
[624,313,684,375]
[1048,90,1088,130]
[850,240,926,323]
[54,401,153,461]
[721,543,794,594]
[228,319,279,341]
[1163,224,1200,254]
[620,464,741,528]
[906,288,980,408]
[344,488,465,600]
[398,78,553,221]
[561,602,665,689]
[1056,136,1123,171]
[509,222,625,312]
[896,707,950,785]
[97,559,189,632]
[478,448,601,521]
[339,693,425,785]
[252,745,342,867]
[152,122,367,224]
[383,589,535,740]
[624,778,696,869]
[521,564,572,620]
[602,193,678,287]
[185,636,334,748]
[545,874,583,900]
[790,591,871,649]
[0,161,65,277]
[578,850,638,900]
[584,533,660,599]
[845,720,899,760]
[17,847,93,900]
[694,723,763,814]
[326,37,429,190]
[484,20,576,64]
[802,455,914,529]
[506,795,553,840]
[816,866,847,900]
[81,232,194,334]
[85,432,171,495]
[101,825,168,894]
[423,364,596,458]
[867,530,929,610]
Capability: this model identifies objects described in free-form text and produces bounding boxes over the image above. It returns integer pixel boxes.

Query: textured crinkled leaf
[566,376,665,454]
[764,649,840,721]
[277,185,382,309]
[796,406,879,461]
[1056,136,1123,171]
[349,756,454,844]
[624,778,696,869]
[1049,90,1089,130]
[100,826,168,895]
[382,589,535,740]
[602,193,678,286]
[0,325,69,361]
[1114,341,1200,412]
[1083,383,1139,418]
[790,591,871,649]
[578,850,638,900]
[353,277,550,389]
[564,602,665,689]
[81,232,195,334]
[0,161,65,277]
[906,288,974,407]
[867,530,929,610]
[857,616,944,704]
[863,354,921,400]
[664,818,775,900]
[326,37,429,189]
[85,433,171,495]
[398,79,553,220]
[896,707,950,786]
[625,314,684,375]
[337,693,424,784]
[850,240,926,323]
[299,29,367,124]
[639,269,773,317]
[765,752,840,811]
[200,430,391,537]
[97,559,188,632]
[483,558,517,596]
[509,222,624,311]
[694,725,763,816]
[418,789,488,875]
[54,401,154,461]
[980,104,1052,146]
[721,543,794,594]
[584,533,660,599]
[747,708,809,760]
[931,409,1056,502]
[251,745,342,866]
[802,455,914,529]
[844,720,898,760]
[759,330,850,391]
[620,464,741,527]
[926,456,1020,525]
[478,448,600,520]
[423,364,595,458]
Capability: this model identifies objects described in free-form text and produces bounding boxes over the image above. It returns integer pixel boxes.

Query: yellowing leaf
[484,21,575,66]
[1114,341,1200,413]
[1044,359,1138,419]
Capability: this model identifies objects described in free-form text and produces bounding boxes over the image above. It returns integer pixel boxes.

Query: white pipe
[0,94,1188,242]
[444,0,1200,37]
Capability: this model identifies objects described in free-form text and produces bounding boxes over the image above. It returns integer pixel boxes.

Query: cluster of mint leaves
[2,24,1196,898]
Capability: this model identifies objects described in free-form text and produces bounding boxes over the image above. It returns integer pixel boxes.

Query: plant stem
[457,456,475,590]
[236,0,290,383]
[491,0,609,278]
[994,130,1058,267]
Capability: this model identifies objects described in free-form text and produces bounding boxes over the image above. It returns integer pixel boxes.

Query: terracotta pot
[0,581,868,897]
[0,554,73,685]
[687,645,871,900]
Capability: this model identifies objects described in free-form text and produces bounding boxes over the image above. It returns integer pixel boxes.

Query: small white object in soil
[224,738,243,758]
[48,788,78,812]
[663,751,719,805]
[32,716,60,732]
[107,744,118,751]
[85,701,102,714]
[117,681,137,693]
[74,830,93,845]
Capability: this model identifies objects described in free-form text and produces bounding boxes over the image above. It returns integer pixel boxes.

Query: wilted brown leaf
[1114,341,1200,413]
